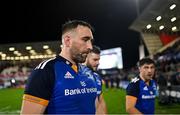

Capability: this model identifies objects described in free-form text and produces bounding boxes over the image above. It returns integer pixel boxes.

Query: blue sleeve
[126,81,139,98]
[95,73,102,90]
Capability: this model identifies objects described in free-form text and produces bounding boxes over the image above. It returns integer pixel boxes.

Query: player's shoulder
[93,72,101,79]
[130,77,140,84]
[127,77,140,88]
[34,57,57,70]
[34,55,68,70]
[126,77,140,93]
[93,72,101,78]
[79,64,92,74]
[28,56,64,82]
[151,79,157,87]
[93,72,99,76]
[79,64,90,71]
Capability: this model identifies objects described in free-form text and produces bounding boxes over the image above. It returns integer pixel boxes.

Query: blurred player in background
[126,58,157,114]
[79,45,108,114]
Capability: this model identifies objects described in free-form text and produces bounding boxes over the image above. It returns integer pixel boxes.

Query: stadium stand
[130,0,180,55]
[0,41,61,88]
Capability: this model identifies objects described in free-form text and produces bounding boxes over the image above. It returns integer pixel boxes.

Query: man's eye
[84,39,89,42]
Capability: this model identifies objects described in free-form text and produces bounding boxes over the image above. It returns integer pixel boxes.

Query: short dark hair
[138,58,155,67]
[62,20,94,35]
[91,45,101,54]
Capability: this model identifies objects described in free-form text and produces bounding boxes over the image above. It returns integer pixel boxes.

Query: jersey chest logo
[80,81,86,87]
[143,86,148,91]
[64,71,74,79]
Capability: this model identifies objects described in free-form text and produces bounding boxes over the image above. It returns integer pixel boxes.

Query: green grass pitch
[0,88,180,114]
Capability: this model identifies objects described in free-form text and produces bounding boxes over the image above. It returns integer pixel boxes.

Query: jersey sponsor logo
[142,94,155,99]
[64,87,97,96]
[65,88,82,96]
[64,71,74,79]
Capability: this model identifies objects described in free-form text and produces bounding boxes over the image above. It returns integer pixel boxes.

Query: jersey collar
[56,55,78,72]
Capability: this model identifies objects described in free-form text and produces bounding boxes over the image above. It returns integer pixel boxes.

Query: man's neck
[140,75,150,86]
[84,62,94,72]
[59,51,76,65]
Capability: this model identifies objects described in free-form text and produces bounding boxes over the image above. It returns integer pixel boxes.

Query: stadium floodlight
[35,55,39,59]
[15,57,20,60]
[10,57,14,60]
[24,56,29,60]
[171,17,176,22]
[43,45,49,49]
[20,56,24,60]
[14,51,19,54]
[159,25,164,30]
[26,46,32,50]
[17,53,22,56]
[38,55,44,58]
[30,56,35,59]
[9,47,15,51]
[6,56,11,60]
[2,57,5,60]
[1,53,6,57]
[30,50,36,54]
[172,26,177,31]
[146,24,151,29]
[46,49,52,55]
[156,16,162,21]
[170,4,176,10]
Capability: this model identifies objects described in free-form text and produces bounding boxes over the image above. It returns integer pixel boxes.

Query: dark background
[0,0,151,69]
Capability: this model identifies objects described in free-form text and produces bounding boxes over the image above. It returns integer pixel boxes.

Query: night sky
[1,0,151,69]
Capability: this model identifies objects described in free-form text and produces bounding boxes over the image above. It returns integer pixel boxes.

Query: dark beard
[86,64,94,71]
[73,53,86,63]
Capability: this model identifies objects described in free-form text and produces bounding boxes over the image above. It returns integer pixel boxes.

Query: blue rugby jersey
[24,55,97,114]
[79,64,102,98]
[126,77,157,114]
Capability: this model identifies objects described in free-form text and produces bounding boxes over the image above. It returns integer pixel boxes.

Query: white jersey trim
[35,57,55,70]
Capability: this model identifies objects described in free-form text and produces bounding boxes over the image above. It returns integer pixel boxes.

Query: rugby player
[126,58,157,114]
[21,20,97,114]
[79,45,108,114]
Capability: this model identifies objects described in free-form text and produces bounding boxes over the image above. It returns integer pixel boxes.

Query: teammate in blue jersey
[126,58,157,114]
[20,20,97,114]
[79,45,107,114]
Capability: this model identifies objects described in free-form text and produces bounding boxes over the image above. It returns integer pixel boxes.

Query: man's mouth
[147,74,152,77]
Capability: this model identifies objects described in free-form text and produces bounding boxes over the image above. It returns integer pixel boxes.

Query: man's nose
[148,68,153,72]
[87,42,93,50]
[96,61,100,66]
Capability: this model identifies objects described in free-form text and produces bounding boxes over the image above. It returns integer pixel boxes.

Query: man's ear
[63,35,71,47]
[138,66,142,72]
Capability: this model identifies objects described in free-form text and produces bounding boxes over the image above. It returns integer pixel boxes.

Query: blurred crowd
[155,40,180,86]
[0,60,42,88]
[0,39,179,91]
